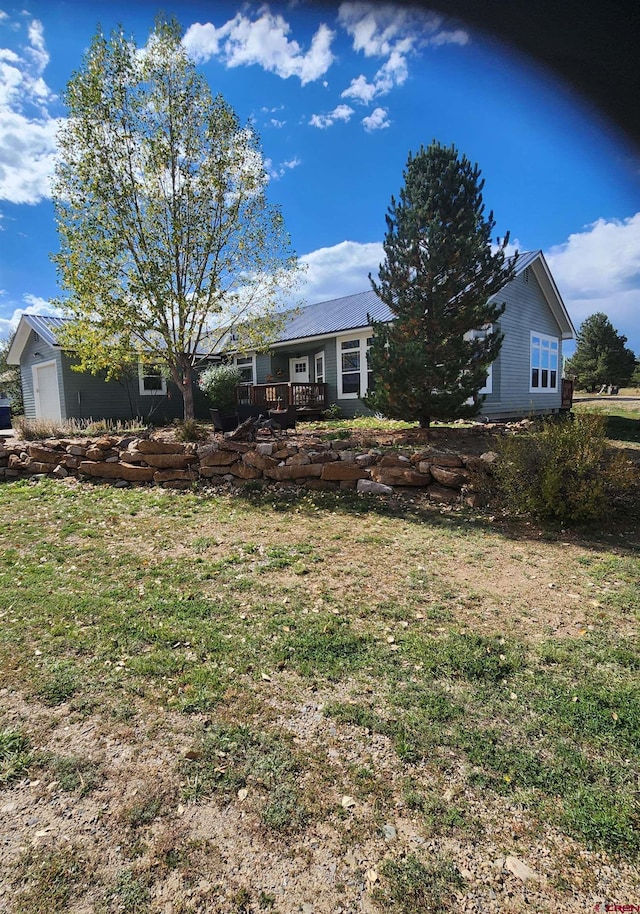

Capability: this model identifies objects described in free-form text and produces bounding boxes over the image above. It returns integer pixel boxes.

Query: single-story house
[231,249,575,420]
[8,249,575,424]
[6,314,214,423]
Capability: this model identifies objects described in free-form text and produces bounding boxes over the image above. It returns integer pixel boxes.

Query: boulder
[355,454,377,467]
[79,460,155,482]
[137,453,197,469]
[25,460,56,474]
[429,453,464,468]
[27,445,62,464]
[255,442,274,456]
[357,478,394,495]
[86,447,118,461]
[229,463,262,479]
[66,445,87,457]
[379,454,411,468]
[321,463,369,482]
[430,465,469,489]
[306,451,336,464]
[136,438,186,455]
[199,449,238,467]
[287,452,311,466]
[427,483,460,504]
[243,451,279,470]
[200,464,237,477]
[370,466,431,487]
[264,464,324,481]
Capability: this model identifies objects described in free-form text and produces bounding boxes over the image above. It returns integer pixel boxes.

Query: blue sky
[1,0,639,355]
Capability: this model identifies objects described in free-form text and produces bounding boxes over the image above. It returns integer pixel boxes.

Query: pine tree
[565,313,636,391]
[365,142,515,428]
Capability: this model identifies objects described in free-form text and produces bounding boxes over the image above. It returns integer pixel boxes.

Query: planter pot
[209,409,238,433]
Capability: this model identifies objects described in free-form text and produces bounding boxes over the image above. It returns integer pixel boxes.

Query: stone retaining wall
[0,432,498,505]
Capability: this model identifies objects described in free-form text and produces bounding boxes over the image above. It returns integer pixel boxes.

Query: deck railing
[236,382,327,412]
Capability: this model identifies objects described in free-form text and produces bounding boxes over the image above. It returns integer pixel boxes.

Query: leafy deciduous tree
[52,17,300,419]
[565,313,636,391]
[0,336,24,416]
[365,142,515,428]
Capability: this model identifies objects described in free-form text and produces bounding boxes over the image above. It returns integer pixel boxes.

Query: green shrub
[173,418,206,441]
[198,363,243,412]
[494,412,633,523]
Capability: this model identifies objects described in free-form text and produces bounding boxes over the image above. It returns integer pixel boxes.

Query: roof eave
[530,253,576,339]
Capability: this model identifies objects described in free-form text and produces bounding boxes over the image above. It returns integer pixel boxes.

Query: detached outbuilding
[6,314,213,422]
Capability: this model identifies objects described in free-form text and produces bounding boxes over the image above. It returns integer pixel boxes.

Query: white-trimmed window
[315,351,325,384]
[138,362,167,396]
[530,332,559,392]
[337,333,373,398]
[233,354,256,385]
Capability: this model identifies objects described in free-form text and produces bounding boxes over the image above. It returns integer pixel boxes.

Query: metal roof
[21,314,68,347]
[276,252,540,344]
[277,289,393,343]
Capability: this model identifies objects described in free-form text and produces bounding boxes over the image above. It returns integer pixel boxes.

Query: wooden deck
[237,382,327,416]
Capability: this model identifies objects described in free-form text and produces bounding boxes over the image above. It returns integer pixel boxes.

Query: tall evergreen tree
[565,313,636,391]
[365,142,515,428]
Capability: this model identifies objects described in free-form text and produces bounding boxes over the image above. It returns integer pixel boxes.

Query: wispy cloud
[183,10,334,85]
[265,155,302,180]
[298,239,385,302]
[362,106,389,132]
[309,104,354,129]
[338,2,468,104]
[0,13,61,203]
[0,295,63,341]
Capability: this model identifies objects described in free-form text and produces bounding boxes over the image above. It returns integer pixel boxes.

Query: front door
[289,356,309,383]
[32,360,62,421]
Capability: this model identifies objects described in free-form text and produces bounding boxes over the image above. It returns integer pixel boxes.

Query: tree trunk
[176,358,195,420]
[419,416,431,428]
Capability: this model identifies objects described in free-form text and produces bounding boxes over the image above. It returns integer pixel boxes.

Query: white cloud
[338,3,468,105]
[270,118,286,128]
[265,155,301,180]
[0,296,63,341]
[298,240,385,302]
[545,214,640,351]
[0,14,60,203]
[362,106,389,132]
[341,73,377,104]
[309,104,354,129]
[183,12,334,85]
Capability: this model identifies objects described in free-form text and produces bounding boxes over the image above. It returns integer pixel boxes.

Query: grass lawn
[573,390,640,446]
[0,460,639,911]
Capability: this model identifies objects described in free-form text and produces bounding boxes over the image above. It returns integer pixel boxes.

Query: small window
[138,362,167,396]
[530,332,559,392]
[33,331,40,343]
[337,334,373,398]
[315,352,324,384]
[234,354,255,384]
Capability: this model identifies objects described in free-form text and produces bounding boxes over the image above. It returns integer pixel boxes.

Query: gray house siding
[481,269,564,419]
[21,343,211,423]
[20,332,66,420]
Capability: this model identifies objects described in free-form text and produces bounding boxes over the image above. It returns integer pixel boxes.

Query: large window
[233,354,256,384]
[530,332,559,392]
[138,362,167,396]
[337,334,373,398]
